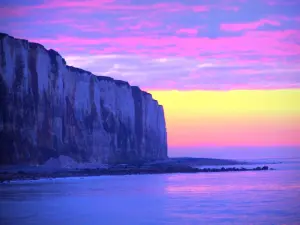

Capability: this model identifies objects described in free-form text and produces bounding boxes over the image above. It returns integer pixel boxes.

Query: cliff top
[0,32,161,105]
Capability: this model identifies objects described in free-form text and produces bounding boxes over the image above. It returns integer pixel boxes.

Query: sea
[0,158,300,225]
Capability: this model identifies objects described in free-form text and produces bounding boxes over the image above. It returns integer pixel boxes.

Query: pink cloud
[191,5,210,12]
[68,22,110,33]
[221,19,281,31]
[0,0,209,14]
[231,68,300,75]
[35,19,75,25]
[147,3,209,12]
[128,21,160,30]
[176,28,199,35]
[144,80,300,91]
[0,1,210,17]
[0,1,113,17]
[30,29,300,58]
[35,0,116,9]
[1,0,299,92]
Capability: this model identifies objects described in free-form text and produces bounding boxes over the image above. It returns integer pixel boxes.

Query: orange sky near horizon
[149,89,300,147]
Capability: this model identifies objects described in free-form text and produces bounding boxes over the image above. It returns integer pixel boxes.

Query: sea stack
[0,33,168,165]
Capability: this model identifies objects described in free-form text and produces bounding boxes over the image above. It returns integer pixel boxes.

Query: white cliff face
[0,33,168,165]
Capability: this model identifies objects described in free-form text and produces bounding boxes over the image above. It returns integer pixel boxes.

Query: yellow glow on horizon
[148,89,300,146]
[149,89,300,116]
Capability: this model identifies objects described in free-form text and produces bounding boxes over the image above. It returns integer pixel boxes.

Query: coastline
[0,157,272,183]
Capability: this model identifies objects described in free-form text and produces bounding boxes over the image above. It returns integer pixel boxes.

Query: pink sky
[1,0,299,155]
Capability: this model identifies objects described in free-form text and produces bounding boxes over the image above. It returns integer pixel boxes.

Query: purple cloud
[0,0,299,90]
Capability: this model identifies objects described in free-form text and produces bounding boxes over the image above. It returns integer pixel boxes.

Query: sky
[1,0,300,157]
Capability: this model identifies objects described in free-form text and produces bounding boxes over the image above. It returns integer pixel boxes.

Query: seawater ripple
[0,162,300,225]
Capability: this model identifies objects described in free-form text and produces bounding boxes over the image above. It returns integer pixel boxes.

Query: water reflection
[1,164,300,225]
[162,166,300,224]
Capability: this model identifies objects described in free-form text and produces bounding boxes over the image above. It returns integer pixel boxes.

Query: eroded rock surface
[0,33,168,165]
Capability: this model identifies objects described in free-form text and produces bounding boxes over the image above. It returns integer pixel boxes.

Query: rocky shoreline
[0,165,271,183]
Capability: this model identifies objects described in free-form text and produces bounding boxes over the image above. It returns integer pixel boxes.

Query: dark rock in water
[252,166,269,171]
[197,166,270,173]
[0,33,168,165]
[0,163,274,182]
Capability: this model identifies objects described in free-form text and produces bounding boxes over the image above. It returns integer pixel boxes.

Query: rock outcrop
[0,33,168,165]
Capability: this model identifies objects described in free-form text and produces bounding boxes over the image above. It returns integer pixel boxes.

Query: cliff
[0,33,168,165]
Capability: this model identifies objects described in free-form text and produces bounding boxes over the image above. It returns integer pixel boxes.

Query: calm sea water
[1,159,300,225]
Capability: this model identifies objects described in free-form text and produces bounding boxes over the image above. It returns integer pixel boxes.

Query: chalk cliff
[0,33,168,165]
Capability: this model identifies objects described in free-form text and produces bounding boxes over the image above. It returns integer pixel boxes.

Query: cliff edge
[0,33,168,165]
